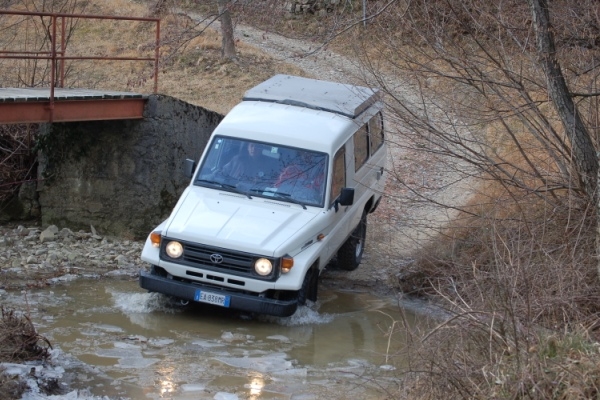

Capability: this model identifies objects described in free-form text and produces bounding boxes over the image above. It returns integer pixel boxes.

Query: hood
[164,187,319,256]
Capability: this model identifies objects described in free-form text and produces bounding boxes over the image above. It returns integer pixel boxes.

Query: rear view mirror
[184,158,196,178]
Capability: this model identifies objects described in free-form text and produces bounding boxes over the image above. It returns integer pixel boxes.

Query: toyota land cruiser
[139,74,387,317]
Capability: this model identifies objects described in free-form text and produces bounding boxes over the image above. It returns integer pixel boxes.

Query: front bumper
[139,270,298,317]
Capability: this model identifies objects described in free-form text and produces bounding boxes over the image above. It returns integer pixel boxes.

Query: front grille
[160,238,277,280]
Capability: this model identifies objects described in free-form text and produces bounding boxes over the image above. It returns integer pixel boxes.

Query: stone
[284,1,296,12]
[116,255,129,266]
[59,228,74,238]
[40,229,56,243]
[16,226,30,236]
[41,261,54,269]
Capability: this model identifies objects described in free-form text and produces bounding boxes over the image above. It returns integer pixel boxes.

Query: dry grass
[0,279,55,396]
[0,0,307,115]
[0,306,53,400]
[392,315,600,399]
[0,306,52,363]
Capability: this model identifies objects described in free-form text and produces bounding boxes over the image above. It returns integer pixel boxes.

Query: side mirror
[184,158,196,179]
[333,188,354,211]
[333,187,355,211]
[339,187,354,206]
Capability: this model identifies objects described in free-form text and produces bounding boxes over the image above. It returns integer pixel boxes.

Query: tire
[298,267,318,305]
[337,211,367,271]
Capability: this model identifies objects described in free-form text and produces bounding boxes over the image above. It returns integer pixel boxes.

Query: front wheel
[337,211,367,271]
[298,267,318,305]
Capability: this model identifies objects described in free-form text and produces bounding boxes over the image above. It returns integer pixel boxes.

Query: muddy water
[4,278,420,399]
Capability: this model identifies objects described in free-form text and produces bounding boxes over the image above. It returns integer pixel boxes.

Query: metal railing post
[49,14,57,122]
[154,19,160,94]
[60,16,66,88]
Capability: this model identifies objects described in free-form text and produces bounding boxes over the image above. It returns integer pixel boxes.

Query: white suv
[140,74,387,316]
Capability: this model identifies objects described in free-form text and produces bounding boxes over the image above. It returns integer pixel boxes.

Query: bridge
[0,10,160,124]
[0,87,147,124]
[0,10,226,238]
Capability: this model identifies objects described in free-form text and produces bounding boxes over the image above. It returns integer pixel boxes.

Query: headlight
[254,258,273,276]
[165,241,183,258]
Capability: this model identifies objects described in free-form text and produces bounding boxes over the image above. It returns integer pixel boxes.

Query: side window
[330,147,345,203]
[353,124,369,172]
[369,112,384,154]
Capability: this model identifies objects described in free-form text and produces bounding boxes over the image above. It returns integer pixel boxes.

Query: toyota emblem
[210,253,224,264]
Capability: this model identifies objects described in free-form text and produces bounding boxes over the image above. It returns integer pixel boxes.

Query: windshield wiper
[251,189,307,210]
[197,179,252,199]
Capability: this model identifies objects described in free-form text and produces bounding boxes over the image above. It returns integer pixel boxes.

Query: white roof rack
[242,74,380,119]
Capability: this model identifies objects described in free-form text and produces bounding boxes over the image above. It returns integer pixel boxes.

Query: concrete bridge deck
[0,87,148,124]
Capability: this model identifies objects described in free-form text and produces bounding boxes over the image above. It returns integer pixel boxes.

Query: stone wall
[37,95,223,239]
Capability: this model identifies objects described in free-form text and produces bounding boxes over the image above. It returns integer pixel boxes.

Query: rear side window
[369,112,384,154]
[330,147,345,203]
[353,125,369,171]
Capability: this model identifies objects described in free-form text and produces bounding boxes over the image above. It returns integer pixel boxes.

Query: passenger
[275,155,325,203]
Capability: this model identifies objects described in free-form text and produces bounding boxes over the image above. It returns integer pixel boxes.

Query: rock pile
[285,0,344,15]
[0,224,145,289]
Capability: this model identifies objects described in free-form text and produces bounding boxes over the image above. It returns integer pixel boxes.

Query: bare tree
[338,0,600,323]
[352,0,599,205]
[527,0,597,200]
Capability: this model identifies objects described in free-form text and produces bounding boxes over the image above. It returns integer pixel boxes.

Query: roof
[212,101,357,154]
[242,74,380,119]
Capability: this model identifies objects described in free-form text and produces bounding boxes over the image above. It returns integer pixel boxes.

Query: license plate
[194,289,230,308]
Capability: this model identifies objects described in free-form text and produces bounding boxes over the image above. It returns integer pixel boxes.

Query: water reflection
[246,373,265,398]
[2,279,420,398]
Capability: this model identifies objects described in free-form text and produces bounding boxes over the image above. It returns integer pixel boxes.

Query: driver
[221,142,277,183]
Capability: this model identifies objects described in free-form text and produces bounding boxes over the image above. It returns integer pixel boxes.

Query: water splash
[262,304,334,326]
[108,290,178,314]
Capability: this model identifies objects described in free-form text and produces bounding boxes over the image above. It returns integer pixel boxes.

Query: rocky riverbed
[0,223,144,291]
[0,221,401,294]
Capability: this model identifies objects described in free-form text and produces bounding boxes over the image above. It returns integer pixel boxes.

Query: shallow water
[3,278,420,399]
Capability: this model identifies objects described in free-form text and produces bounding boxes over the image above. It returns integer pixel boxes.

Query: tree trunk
[527,0,600,279]
[527,0,598,199]
[217,0,236,60]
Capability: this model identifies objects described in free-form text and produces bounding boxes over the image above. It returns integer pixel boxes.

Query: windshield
[195,136,328,208]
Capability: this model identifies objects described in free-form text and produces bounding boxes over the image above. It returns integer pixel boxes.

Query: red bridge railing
[0,10,161,97]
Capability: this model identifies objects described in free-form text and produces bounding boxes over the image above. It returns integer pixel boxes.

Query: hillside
[1,0,600,398]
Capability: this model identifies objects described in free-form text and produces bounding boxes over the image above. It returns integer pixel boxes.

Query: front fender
[273,240,325,291]
[140,220,168,265]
